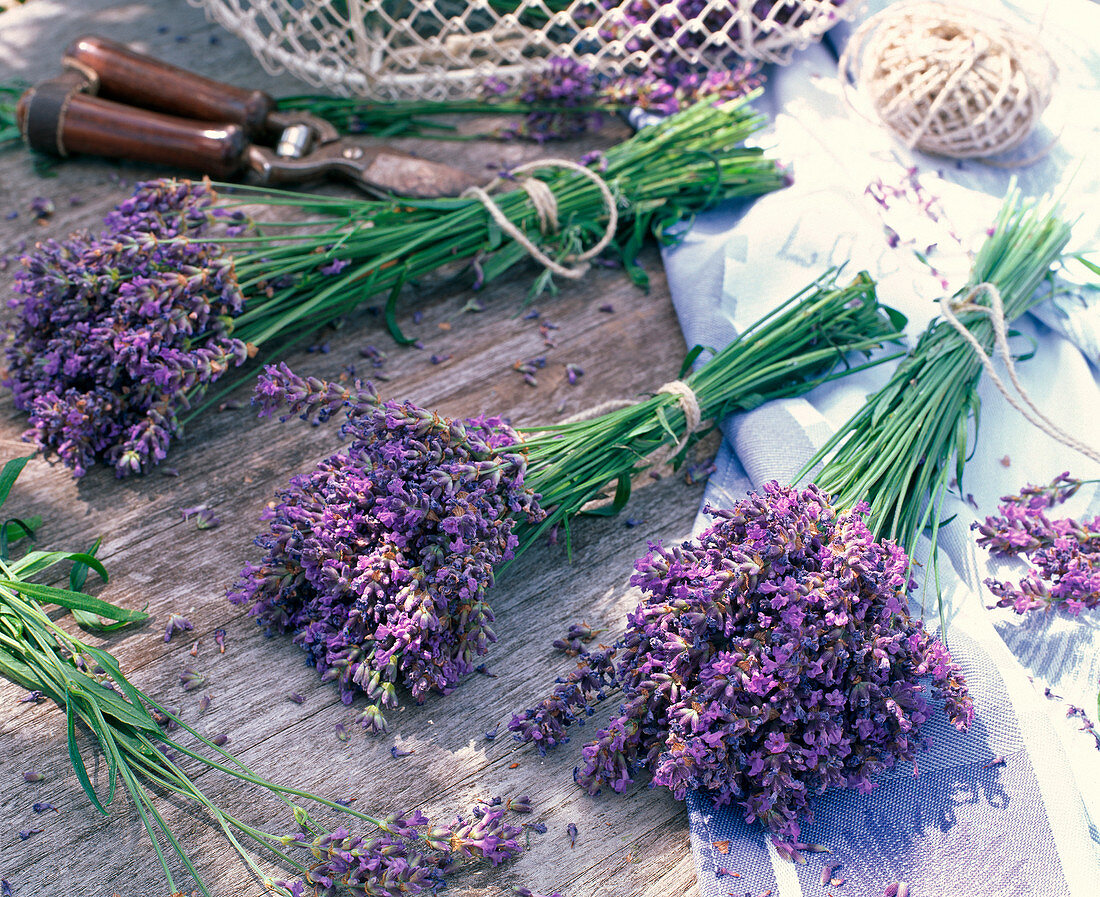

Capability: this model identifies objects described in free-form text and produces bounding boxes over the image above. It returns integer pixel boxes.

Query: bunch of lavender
[230,271,902,730]
[3,179,248,476]
[5,98,786,477]
[230,371,543,717]
[0,456,528,896]
[567,483,971,840]
[973,472,1100,614]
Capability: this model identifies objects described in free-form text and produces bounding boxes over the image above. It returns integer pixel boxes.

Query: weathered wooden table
[0,3,712,895]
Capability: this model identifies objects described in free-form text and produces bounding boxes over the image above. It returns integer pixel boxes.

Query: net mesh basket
[192,1,853,101]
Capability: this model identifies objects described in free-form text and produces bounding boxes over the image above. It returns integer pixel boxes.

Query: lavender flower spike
[229,363,544,730]
[4,179,248,477]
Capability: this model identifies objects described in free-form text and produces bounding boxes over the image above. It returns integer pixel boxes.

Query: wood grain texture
[0,3,712,896]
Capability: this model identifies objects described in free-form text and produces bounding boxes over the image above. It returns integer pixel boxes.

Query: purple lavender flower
[3,179,248,476]
[228,364,544,732]
[164,612,193,643]
[568,483,971,840]
[973,473,1100,614]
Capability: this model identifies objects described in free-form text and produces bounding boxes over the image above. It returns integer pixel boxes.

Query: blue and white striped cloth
[661,1,1100,893]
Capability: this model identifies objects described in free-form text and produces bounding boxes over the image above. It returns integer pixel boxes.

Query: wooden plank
[0,2,711,896]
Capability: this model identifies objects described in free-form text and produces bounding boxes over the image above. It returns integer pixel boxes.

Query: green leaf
[383,267,415,345]
[0,580,147,624]
[585,474,632,517]
[0,517,40,561]
[654,406,679,445]
[66,688,108,815]
[679,344,709,379]
[0,456,32,512]
[10,549,107,582]
[69,540,103,592]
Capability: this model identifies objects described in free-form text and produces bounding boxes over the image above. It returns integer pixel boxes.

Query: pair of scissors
[16,35,479,198]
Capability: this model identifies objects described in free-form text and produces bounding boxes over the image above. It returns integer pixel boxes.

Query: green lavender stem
[802,190,1075,560]
[212,95,786,352]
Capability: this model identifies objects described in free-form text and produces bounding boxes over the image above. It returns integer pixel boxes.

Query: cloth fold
[661,1,1100,894]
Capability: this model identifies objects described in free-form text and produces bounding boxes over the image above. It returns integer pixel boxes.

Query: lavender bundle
[974,472,1100,614]
[4,97,786,478]
[0,456,531,897]
[3,181,247,476]
[548,484,972,840]
[228,272,901,730]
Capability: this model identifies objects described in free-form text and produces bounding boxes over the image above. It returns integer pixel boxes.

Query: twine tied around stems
[940,283,1100,464]
[561,378,706,466]
[462,158,619,280]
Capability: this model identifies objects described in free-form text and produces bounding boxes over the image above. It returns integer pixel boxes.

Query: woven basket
[193,1,853,101]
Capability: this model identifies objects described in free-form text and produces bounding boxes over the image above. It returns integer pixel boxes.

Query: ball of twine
[841,1,1057,159]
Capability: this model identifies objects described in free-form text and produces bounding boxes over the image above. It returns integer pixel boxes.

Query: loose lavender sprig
[279,54,763,143]
[0,456,528,897]
[567,484,971,840]
[973,472,1100,613]
[230,271,901,729]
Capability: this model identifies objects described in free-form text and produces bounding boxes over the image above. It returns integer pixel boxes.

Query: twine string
[462,158,619,281]
[940,282,1100,464]
[560,379,706,467]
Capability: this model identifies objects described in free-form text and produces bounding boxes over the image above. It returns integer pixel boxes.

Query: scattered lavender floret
[565,363,584,386]
[335,723,350,742]
[32,802,58,814]
[4,179,248,476]
[210,733,230,747]
[163,612,193,643]
[288,692,305,704]
[199,694,213,714]
[566,822,578,847]
[22,771,45,783]
[505,795,532,813]
[18,691,43,704]
[17,829,41,841]
[573,483,972,840]
[973,472,1100,614]
[391,745,416,758]
[229,364,543,731]
[214,628,227,652]
[179,668,205,691]
[181,506,220,530]
[0,882,10,897]
[29,196,54,221]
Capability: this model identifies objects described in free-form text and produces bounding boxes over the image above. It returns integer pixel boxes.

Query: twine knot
[939,282,1100,464]
[462,158,618,280]
[841,1,1057,161]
